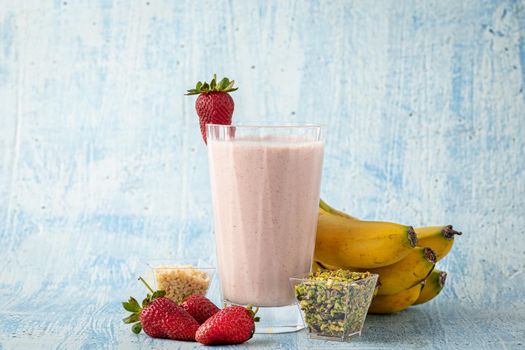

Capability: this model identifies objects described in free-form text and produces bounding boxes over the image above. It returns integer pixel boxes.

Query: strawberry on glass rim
[185,74,237,144]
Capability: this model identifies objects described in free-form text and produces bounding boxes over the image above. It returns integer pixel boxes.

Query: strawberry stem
[138,277,155,294]
[245,305,261,322]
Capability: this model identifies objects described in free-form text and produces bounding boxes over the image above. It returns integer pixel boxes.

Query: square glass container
[147,260,216,304]
[290,273,378,341]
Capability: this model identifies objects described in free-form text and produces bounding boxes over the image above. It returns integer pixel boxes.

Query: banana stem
[438,271,448,288]
[408,227,417,247]
[423,247,437,263]
[442,225,462,239]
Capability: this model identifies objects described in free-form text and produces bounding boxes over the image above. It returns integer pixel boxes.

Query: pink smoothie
[208,135,324,307]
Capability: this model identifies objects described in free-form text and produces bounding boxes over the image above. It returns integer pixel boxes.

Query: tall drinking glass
[207,124,324,333]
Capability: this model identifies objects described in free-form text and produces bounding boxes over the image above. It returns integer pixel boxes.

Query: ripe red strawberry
[186,75,238,144]
[181,295,220,324]
[122,277,199,341]
[195,305,260,345]
[140,297,199,340]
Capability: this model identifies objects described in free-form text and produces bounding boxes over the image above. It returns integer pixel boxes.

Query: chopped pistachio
[294,269,377,340]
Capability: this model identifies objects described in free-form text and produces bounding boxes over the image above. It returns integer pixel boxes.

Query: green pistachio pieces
[294,269,378,340]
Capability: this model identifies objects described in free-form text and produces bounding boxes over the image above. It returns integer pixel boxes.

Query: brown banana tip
[423,247,437,263]
[407,226,417,247]
[438,271,448,288]
[442,225,463,239]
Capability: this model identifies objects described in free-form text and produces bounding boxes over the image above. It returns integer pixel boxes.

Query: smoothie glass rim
[207,123,324,129]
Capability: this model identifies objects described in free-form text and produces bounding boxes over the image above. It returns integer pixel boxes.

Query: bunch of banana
[314,199,461,314]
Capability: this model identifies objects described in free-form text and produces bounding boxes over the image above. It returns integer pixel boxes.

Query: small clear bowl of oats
[290,269,378,342]
[147,261,216,304]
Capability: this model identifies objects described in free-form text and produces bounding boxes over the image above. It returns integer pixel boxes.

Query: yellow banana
[366,247,436,295]
[319,199,360,220]
[413,269,447,305]
[368,283,423,314]
[315,203,417,269]
[415,225,462,261]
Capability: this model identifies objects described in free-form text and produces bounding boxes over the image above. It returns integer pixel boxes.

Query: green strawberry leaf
[217,78,226,90]
[123,313,140,324]
[122,297,141,312]
[142,296,150,308]
[185,75,238,95]
[152,290,166,299]
[131,322,142,334]
[122,302,133,312]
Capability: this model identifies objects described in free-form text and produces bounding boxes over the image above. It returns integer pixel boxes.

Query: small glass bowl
[290,273,378,342]
[147,260,216,304]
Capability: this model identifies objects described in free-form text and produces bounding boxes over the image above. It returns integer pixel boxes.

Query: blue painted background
[1,1,524,349]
